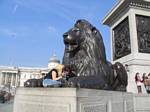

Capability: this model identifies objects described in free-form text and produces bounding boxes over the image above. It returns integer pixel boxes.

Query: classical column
[17,74,20,87]
[15,74,18,87]
[11,73,14,86]
[0,73,3,86]
[0,72,2,86]
[2,73,5,86]
[4,72,7,85]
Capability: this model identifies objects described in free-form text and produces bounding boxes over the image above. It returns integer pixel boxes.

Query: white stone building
[0,53,60,94]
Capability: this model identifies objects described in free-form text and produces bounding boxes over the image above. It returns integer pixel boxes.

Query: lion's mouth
[65,42,79,52]
[64,35,79,52]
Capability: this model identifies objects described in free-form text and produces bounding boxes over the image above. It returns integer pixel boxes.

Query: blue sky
[0,0,117,67]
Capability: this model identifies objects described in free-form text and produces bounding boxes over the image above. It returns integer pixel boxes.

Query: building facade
[0,54,60,94]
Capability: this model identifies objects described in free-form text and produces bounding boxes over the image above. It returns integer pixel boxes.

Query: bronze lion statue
[63,19,128,91]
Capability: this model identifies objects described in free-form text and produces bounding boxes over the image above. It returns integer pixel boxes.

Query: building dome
[49,54,60,63]
[48,53,60,69]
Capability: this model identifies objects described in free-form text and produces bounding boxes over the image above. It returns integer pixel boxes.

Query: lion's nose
[63,33,69,44]
[63,33,68,38]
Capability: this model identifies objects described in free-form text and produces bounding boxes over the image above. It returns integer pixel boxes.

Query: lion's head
[63,20,106,61]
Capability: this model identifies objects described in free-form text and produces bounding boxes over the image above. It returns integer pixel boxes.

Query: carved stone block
[136,15,150,53]
[113,17,131,60]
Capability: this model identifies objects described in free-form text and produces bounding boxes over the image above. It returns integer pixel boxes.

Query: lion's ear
[76,20,82,24]
[91,27,97,35]
[76,20,82,26]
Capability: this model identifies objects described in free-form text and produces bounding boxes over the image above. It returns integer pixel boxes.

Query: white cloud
[0,28,17,38]
[12,4,18,14]
[12,0,99,23]
[48,26,56,33]
[13,0,87,22]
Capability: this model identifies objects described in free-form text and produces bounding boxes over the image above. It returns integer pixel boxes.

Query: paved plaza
[0,100,13,112]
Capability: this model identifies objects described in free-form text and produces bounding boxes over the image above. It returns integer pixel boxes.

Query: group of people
[42,64,75,87]
[42,66,150,92]
[135,72,150,93]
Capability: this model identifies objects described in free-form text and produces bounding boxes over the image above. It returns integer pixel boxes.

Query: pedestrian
[135,72,143,93]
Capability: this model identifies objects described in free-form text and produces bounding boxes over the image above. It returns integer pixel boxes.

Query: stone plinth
[134,94,150,112]
[13,88,134,112]
[103,0,150,93]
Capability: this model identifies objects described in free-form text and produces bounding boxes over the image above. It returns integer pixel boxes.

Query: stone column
[0,73,4,85]
[4,72,7,85]
[11,73,14,86]
[15,74,18,87]
[17,74,20,87]
[16,74,19,87]
[6,73,8,85]
[0,72,2,86]
[1,73,4,86]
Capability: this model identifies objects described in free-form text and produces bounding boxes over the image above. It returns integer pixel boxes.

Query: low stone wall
[134,94,150,112]
[13,88,134,112]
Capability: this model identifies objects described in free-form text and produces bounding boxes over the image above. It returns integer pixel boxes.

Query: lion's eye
[72,28,80,33]
[92,27,97,34]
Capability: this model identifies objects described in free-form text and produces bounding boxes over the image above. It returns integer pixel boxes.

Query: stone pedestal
[134,94,150,112]
[103,0,150,93]
[13,88,134,112]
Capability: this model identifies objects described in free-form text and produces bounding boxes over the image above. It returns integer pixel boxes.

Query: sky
[0,0,118,67]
